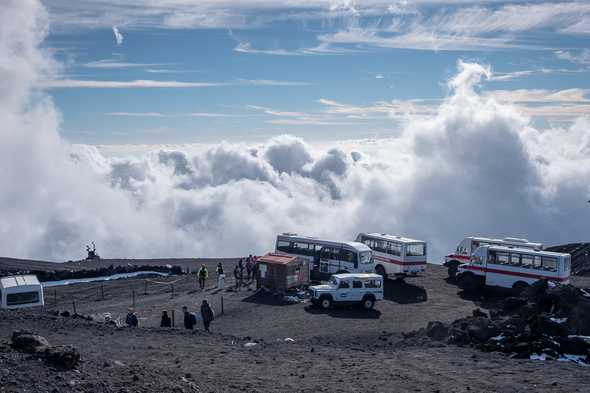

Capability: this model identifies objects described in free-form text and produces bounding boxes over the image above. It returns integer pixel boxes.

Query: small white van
[310,273,383,310]
[0,275,45,309]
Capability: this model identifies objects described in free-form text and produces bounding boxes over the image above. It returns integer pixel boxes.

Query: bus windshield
[360,251,372,264]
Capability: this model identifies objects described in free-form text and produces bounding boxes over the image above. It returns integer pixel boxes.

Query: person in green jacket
[198,264,208,290]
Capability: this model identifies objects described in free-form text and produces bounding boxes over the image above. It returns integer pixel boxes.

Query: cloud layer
[2,1,590,263]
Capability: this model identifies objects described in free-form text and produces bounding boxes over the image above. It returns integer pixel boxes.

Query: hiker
[160,310,172,328]
[233,264,241,291]
[216,262,225,289]
[238,259,245,282]
[246,256,253,281]
[198,264,209,290]
[200,299,215,332]
[183,306,197,330]
[126,309,138,327]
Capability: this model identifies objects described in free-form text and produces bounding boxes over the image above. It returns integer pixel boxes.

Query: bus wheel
[459,273,480,293]
[375,265,387,279]
[319,296,332,310]
[512,281,529,295]
[447,261,460,280]
[362,296,375,310]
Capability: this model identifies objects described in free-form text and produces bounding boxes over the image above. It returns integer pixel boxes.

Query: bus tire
[447,261,460,280]
[375,265,387,279]
[512,281,529,295]
[319,295,332,310]
[361,295,375,310]
[459,273,480,293]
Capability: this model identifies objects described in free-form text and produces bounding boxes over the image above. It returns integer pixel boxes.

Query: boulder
[466,318,499,343]
[521,279,548,301]
[426,321,448,341]
[502,297,527,313]
[44,346,80,370]
[555,336,590,356]
[533,314,570,337]
[472,308,488,318]
[11,331,51,354]
[568,299,590,335]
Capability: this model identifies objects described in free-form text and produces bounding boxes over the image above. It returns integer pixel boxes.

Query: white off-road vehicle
[310,273,383,310]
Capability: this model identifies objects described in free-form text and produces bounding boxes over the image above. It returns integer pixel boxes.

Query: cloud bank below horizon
[1,1,590,262]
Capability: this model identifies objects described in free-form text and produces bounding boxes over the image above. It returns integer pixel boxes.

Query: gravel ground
[1,263,589,392]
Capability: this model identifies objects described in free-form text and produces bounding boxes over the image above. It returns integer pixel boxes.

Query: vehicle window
[542,257,557,272]
[365,279,381,288]
[509,253,521,266]
[340,249,355,263]
[521,254,534,268]
[406,244,425,257]
[353,280,363,288]
[338,280,350,289]
[360,252,372,264]
[387,242,401,256]
[329,277,338,286]
[533,256,542,269]
[564,256,570,272]
[495,252,510,265]
[321,247,333,259]
[6,291,39,306]
[277,240,291,253]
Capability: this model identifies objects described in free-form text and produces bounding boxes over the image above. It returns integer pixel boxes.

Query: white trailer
[0,275,45,309]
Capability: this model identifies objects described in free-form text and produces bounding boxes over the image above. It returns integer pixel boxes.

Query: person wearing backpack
[200,299,215,332]
[197,264,208,290]
[182,306,197,330]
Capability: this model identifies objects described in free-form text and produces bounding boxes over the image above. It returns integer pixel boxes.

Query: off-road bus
[356,233,427,278]
[456,245,570,293]
[274,233,373,279]
[444,236,543,279]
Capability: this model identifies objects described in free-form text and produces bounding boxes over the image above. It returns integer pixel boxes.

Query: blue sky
[42,0,590,144]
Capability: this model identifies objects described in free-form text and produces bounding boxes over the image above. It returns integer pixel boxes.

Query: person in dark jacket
[233,265,241,291]
[126,309,138,327]
[183,306,196,330]
[160,310,172,328]
[200,299,215,332]
[246,256,253,281]
[216,262,224,276]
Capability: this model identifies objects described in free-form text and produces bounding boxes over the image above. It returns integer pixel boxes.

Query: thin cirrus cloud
[83,59,174,69]
[107,112,243,118]
[39,79,312,89]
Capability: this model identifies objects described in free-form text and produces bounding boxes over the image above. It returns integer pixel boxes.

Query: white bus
[274,233,373,278]
[356,233,427,278]
[444,236,543,279]
[456,245,570,293]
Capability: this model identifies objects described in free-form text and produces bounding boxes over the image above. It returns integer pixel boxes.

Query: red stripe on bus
[373,255,426,266]
[461,265,567,282]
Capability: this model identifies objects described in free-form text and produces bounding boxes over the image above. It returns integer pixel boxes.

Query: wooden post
[144,280,148,295]
[72,300,77,315]
[221,296,224,315]
[171,310,175,328]
[132,290,136,307]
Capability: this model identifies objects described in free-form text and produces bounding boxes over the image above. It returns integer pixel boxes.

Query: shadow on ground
[303,305,382,319]
[383,278,428,304]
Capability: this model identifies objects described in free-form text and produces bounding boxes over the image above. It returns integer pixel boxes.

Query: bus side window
[542,257,557,272]
[277,240,291,253]
[495,252,510,265]
[509,253,521,266]
[533,256,542,269]
[488,251,496,264]
[521,254,534,268]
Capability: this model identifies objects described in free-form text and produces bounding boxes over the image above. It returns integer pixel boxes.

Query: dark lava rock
[466,318,499,343]
[44,345,80,370]
[568,300,590,335]
[502,297,527,313]
[555,336,590,356]
[426,321,448,341]
[533,314,570,337]
[60,311,71,317]
[11,331,51,354]
[472,308,488,318]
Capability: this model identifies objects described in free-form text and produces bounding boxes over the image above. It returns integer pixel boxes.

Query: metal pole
[54,289,57,305]
[144,280,148,295]
[72,300,77,315]
[221,296,224,315]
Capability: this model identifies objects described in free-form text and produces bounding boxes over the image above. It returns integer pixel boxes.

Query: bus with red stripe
[456,245,570,293]
[356,233,427,279]
[444,236,543,279]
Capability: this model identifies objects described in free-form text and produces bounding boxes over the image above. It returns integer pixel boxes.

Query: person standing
[216,262,225,289]
[200,299,215,332]
[233,264,241,291]
[160,310,172,328]
[126,309,138,327]
[246,257,253,281]
[198,264,209,290]
[183,306,197,330]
